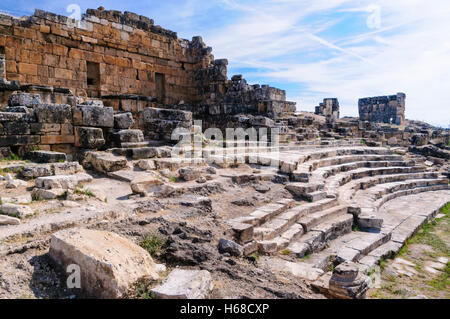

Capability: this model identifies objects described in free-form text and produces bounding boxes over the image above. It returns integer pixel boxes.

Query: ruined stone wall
[0,8,212,105]
[315,98,339,119]
[359,93,405,126]
[194,63,296,119]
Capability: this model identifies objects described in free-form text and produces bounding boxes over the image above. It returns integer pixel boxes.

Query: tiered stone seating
[226,145,449,278]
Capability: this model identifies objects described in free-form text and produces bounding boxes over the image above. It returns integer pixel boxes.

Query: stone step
[327,166,428,192]
[285,213,354,258]
[300,147,393,163]
[231,199,296,228]
[355,180,450,209]
[153,158,206,171]
[370,178,449,200]
[301,231,391,271]
[304,191,328,202]
[357,172,440,190]
[227,199,295,244]
[285,182,324,196]
[298,205,349,232]
[313,161,411,179]
[300,154,404,173]
[338,172,441,203]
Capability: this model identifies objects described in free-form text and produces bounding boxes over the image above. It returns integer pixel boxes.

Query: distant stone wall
[195,61,296,118]
[359,93,405,126]
[315,98,339,120]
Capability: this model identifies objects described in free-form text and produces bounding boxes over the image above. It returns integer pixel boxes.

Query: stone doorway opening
[155,72,165,103]
[86,61,100,97]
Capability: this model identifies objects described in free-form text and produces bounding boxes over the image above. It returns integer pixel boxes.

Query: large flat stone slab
[49,228,160,299]
[35,173,93,190]
[262,257,324,281]
[82,151,128,173]
[151,269,213,299]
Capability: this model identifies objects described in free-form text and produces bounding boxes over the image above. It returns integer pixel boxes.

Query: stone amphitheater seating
[226,144,449,277]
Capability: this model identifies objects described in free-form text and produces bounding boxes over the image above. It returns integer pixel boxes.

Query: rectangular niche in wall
[86,61,100,97]
[155,72,166,103]
[87,61,100,86]
[0,46,5,78]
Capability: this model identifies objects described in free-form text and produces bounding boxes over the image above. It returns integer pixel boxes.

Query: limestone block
[75,127,105,149]
[78,105,114,128]
[35,173,93,190]
[114,112,134,129]
[218,238,244,257]
[178,166,202,181]
[27,150,67,163]
[328,261,371,299]
[0,203,34,218]
[116,129,144,143]
[0,214,21,226]
[151,269,213,299]
[20,164,53,179]
[130,174,173,197]
[35,104,72,124]
[49,228,160,299]
[82,151,128,173]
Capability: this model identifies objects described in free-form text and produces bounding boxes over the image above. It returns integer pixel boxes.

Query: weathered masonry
[359,93,406,126]
[315,98,340,121]
[0,8,295,113]
[0,7,296,155]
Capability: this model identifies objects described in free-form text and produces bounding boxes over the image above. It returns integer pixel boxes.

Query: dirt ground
[0,162,324,299]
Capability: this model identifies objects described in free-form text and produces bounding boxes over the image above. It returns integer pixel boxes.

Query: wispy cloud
[1,0,450,126]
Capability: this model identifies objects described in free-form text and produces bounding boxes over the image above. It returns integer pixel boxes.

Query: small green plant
[139,234,167,257]
[427,262,449,291]
[1,211,20,219]
[247,252,260,262]
[135,282,156,299]
[104,197,108,203]
[168,176,178,183]
[280,249,292,256]
[302,253,311,261]
[1,153,21,162]
[379,257,388,271]
[361,139,367,145]
[73,185,95,198]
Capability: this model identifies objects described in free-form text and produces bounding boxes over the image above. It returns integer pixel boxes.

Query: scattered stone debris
[0,6,448,301]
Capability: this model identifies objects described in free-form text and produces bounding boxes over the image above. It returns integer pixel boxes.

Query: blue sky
[1,0,450,127]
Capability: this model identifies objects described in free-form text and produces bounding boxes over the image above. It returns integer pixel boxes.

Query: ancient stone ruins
[0,8,449,300]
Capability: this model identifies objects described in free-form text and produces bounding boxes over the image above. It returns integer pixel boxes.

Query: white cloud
[201,0,450,127]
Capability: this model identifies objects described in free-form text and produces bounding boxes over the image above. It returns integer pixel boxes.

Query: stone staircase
[225,145,449,281]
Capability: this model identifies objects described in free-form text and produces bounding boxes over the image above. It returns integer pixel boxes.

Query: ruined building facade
[0,9,295,113]
[0,8,296,155]
[358,93,406,126]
